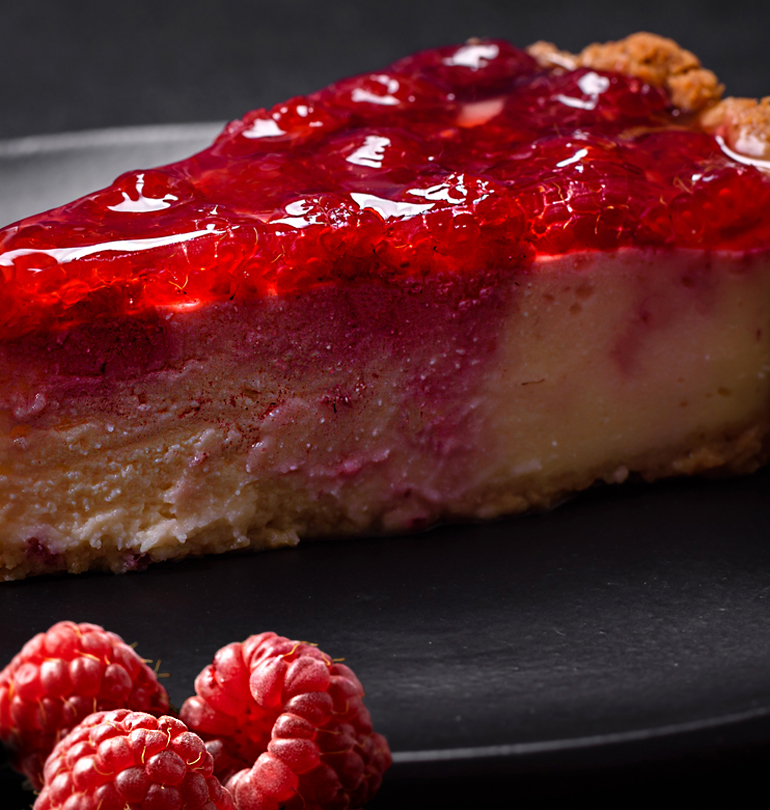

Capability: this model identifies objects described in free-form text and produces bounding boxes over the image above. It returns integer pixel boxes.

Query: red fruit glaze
[180,632,391,810]
[2,38,770,340]
[33,710,234,810]
[0,621,170,789]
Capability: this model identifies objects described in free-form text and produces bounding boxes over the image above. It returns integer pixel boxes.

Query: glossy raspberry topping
[2,38,770,340]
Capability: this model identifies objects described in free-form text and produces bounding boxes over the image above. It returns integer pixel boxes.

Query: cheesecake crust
[3,425,767,581]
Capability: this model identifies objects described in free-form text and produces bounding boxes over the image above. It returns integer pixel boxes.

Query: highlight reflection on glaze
[2,37,770,340]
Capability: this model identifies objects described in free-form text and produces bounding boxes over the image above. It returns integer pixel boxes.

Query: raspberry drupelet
[180,632,391,810]
[0,621,170,789]
[34,709,234,810]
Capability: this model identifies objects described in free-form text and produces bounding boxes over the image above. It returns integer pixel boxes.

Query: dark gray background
[1,0,769,140]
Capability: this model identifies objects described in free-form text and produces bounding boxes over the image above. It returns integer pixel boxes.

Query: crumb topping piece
[528,32,723,112]
[525,40,577,71]
[699,96,770,159]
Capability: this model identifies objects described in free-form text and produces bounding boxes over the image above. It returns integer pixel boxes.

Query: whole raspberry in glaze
[505,68,671,138]
[388,38,539,100]
[251,171,528,296]
[34,710,233,810]
[312,128,439,196]
[180,633,391,810]
[0,621,170,789]
[313,70,458,127]
[214,96,347,159]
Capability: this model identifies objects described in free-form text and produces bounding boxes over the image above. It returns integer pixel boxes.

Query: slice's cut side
[2,248,768,578]
[2,33,770,579]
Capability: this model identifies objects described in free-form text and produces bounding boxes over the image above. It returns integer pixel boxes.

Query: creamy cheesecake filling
[487,249,770,491]
[2,247,769,579]
[0,270,508,576]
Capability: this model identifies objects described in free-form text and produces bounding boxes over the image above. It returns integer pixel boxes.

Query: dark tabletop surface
[3,1,770,807]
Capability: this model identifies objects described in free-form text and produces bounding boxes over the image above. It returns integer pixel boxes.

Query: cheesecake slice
[2,33,770,580]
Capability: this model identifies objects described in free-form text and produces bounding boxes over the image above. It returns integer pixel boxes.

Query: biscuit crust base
[3,427,767,581]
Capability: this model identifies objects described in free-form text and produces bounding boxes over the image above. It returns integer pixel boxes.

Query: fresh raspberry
[0,621,170,789]
[180,632,391,810]
[34,709,234,810]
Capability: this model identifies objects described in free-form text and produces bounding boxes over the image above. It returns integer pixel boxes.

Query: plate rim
[391,702,770,765]
[0,122,225,159]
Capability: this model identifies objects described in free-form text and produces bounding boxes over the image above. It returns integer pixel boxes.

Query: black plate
[2,127,770,805]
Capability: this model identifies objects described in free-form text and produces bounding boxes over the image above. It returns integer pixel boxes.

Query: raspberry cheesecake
[2,33,770,579]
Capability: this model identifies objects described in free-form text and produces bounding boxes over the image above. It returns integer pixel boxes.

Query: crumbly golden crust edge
[3,420,767,581]
[527,32,770,159]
